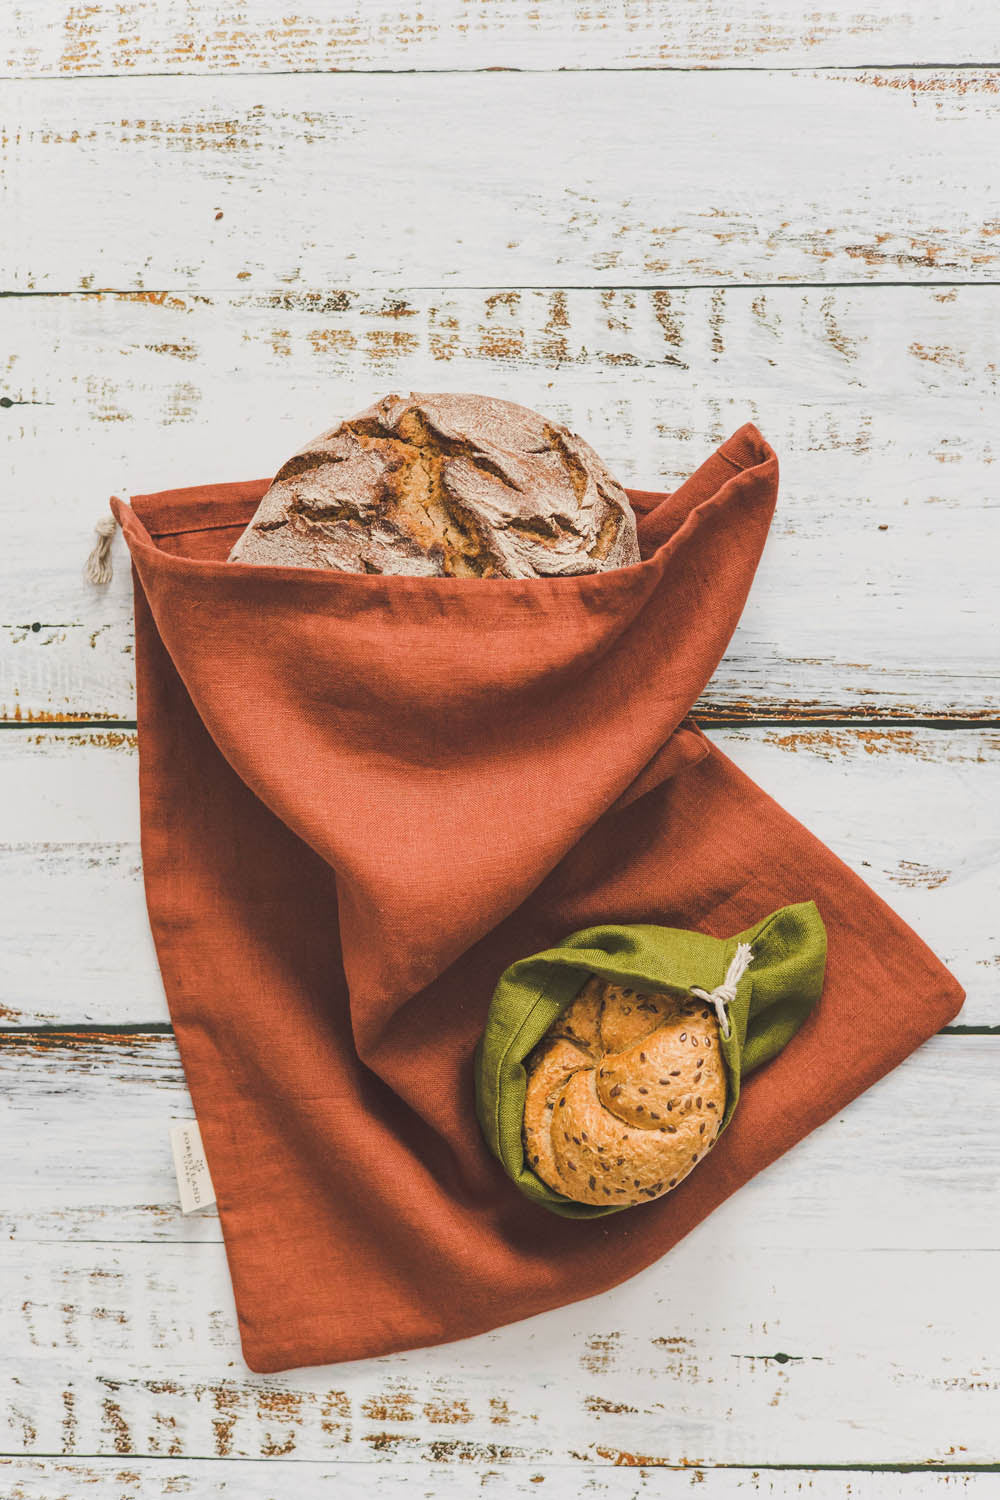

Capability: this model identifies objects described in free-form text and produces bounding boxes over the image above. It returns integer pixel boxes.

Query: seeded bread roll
[522,977,727,1207]
[227,391,640,578]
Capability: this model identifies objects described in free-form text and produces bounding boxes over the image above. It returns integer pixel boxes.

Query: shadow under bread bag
[109,423,964,1374]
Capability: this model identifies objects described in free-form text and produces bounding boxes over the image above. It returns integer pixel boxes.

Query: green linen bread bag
[475,900,827,1218]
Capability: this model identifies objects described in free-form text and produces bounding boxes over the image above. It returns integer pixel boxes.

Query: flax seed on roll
[521,976,727,1207]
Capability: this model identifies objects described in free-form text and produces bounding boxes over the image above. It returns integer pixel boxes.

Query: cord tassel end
[84,505,121,585]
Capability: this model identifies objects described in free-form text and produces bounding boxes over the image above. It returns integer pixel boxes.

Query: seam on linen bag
[149,519,257,539]
[737,904,795,1025]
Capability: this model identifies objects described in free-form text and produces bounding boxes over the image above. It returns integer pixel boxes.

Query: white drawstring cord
[84,503,122,585]
[690,941,754,1040]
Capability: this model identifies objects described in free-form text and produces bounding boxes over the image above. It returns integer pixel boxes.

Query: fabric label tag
[170,1119,217,1214]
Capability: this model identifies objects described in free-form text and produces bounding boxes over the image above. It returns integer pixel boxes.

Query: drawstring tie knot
[690,941,754,1041]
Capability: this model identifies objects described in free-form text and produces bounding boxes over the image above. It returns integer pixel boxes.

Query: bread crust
[522,980,726,1207]
[228,391,641,577]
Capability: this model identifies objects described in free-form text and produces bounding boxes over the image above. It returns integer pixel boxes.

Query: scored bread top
[522,976,727,1207]
[227,391,641,578]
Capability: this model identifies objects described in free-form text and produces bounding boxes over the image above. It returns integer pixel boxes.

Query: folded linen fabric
[109,422,964,1374]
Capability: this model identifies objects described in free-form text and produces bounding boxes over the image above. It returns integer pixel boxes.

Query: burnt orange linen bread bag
[110,423,964,1374]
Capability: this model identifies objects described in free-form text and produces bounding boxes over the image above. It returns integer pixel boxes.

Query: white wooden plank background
[3,285,998,722]
[3,1238,1000,1463]
[2,727,997,1027]
[5,72,1000,293]
[5,0,1000,75]
[5,1030,998,1248]
[2,2,998,1495]
[5,1034,1000,1464]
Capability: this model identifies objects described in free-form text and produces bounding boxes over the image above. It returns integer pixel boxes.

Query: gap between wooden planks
[2,1465,1000,1497]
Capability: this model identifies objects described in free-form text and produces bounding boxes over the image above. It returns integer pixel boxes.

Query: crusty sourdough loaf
[522,976,727,1207]
[227,391,640,577]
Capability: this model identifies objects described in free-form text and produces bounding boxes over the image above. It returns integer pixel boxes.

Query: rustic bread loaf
[522,976,727,1207]
[227,391,640,577]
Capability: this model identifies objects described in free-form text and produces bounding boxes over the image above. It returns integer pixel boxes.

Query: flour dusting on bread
[228,392,640,578]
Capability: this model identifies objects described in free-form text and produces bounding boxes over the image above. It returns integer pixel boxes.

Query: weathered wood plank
[3,1032,997,1248]
[2,1460,998,1497]
[3,286,998,723]
[5,72,1000,294]
[2,1233,999,1461]
[2,725,995,1028]
[6,0,1000,76]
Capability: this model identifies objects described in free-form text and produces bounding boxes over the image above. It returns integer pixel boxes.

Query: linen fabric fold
[475,900,828,1216]
[110,422,964,1374]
